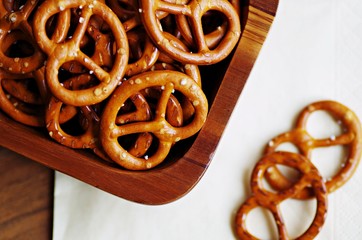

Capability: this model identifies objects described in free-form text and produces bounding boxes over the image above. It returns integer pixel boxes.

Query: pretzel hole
[117,133,157,158]
[263,164,301,193]
[7,95,44,116]
[127,30,149,64]
[2,78,42,104]
[202,10,227,38]
[245,207,278,239]
[4,0,27,12]
[279,198,317,239]
[59,110,90,136]
[3,32,35,58]
[305,110,343,139]
[310,145,347,181]
[274,142,299,153]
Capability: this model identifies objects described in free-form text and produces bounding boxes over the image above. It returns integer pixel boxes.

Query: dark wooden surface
[0,0,278,236]
[0,147,53,240]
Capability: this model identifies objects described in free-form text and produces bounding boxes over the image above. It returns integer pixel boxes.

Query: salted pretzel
[264,100,362,199]
[115,92,154,157]
[61,13,115,74]
[0,69,45,127]
[235,151,328,240]
[150,62,199,123]
[106,0,160,77]
[176,9,230,50]
[107,0,139,23]
[45,74,101,149]
[100,70,208,170]
[139,0,241,64]
[1,77,43,105]
[33,0,129,106]
[125,29,159,77]
[155,32,202,86]
[0,0,45,74]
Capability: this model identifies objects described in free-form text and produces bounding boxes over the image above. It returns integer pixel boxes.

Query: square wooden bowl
[0,0,278,205]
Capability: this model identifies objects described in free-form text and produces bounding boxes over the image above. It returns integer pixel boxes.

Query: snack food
[0,0,241,170]
[139,0,241,64]
[33,0,129,106]
[100,70,208,170]
[264,100,362,198]
[0,0,45,74]
[235,151,328,240]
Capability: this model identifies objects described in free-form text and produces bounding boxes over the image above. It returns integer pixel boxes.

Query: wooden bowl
[0,0,278,205]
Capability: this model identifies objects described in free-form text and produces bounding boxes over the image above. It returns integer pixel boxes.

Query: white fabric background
[53,0,362,239]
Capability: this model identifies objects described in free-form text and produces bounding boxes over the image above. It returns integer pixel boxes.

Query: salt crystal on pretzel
[139,0,241,65]
[100,70,208,170]
[235,151,328,240]
[264,100,362,199]
[33,0,129,106]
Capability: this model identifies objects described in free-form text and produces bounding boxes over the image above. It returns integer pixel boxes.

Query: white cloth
[53,0,362,239]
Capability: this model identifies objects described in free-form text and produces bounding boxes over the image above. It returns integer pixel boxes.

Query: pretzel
[61,14,115,73]
[140,87,184,127]
[45,74,102,149]
[125,29,159,77]
[1,77,43,105]
[115,92,153,157]
[139,0,241,64]
[33,0,129,106]
[100,70,208,170]
[176,9,229,50]
[107,0,139,23]
[264,100,362,199]
[235,151,328,240]
[0,0,45,74]
[0,69,44,126]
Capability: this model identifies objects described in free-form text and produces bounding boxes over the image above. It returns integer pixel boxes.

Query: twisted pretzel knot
[33,0,129,106]
[235,151,328,240]
[100,70,208,170]
[139,0,241,64]
[264,100,362,198]
[0,0,45,74]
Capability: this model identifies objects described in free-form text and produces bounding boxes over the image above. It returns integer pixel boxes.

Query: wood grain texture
[0,147,53,240]
[0,0,279,205]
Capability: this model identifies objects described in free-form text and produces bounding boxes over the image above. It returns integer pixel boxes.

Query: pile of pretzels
[0,0,242,170]
[235,100,362,239]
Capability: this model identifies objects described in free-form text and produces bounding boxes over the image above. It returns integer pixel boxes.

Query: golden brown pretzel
[0,0,45,74]
[45,74,101,149]
[125,29,159,77]
[33,0,129,106]
[100,70,208,170]
[1,77,43,105]
[235,151,328,240]
[115,92,153,157]
[0,69,44,126]
[140,87,184,127]
[175,10,229,50]
[139,0,241,64]
[264,100,362,198]
[155,32,202,86]
[61,14,115,73]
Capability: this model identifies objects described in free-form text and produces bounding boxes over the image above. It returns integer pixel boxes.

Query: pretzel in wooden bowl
[139,0,241,65]
[235,151,328,240]
[264,100,362,199]
[100,70,208,170]
[0,0,45,74]
[0,69,45,127]
[33,0,129,106]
